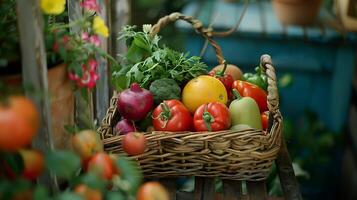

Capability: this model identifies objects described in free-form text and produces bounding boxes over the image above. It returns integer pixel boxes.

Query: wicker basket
[98,13,282,181]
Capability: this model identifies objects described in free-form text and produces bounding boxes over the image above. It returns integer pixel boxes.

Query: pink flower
[80,0,100,13]
[52,41,59,52]
[62,35,70,44]
[68,72,80,81]
[89,35,101,47]
[68,59,99,89]
[81,32,101,47]
[87,59,98,70]
[81,32,90,41]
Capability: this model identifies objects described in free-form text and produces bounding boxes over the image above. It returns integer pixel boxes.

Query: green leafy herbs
[112,25,208,91]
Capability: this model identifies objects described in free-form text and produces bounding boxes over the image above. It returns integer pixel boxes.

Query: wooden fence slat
[158,178,177,200]
[194,177,204,200]
[276,136,303,200]
[193,177,216,200]
[223,180,242,200]
[246,181,267,200]
[16,0,57,189]
[110,0,129,58]
[95,0,110,123]
[177,191,194,200]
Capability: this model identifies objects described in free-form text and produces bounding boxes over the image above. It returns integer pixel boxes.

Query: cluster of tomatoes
[72,130,169,200]
[0,96,169,200]
[151,63,269,133]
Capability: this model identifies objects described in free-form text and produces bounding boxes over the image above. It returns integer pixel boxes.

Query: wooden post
[16,0,57,189]
[110,0,130,59]
[276,136,303,200]
[95,0,110,123]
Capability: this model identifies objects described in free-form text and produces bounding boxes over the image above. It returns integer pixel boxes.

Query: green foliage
[112,156,143,195]
[45,150,81,180]
[0,0,20,67]
[55,192,82,200]
[268,111,342,196]
[2,152,24,176]
[33,185,50,200]
[72,171,107,191]
[112,25,208,91]
[0,179,32,200]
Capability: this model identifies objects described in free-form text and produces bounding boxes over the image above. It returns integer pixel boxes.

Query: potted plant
[0,0,118,149]
[272,0,323,25]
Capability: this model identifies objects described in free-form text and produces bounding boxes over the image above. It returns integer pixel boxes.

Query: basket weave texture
[98,13,282,181]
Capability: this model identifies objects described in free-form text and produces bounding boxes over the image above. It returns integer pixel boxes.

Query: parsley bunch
[112,25,208,91]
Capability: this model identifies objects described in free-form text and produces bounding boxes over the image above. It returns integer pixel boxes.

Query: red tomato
[108,154,121,176]
[19,149,44,180]
[193,102,231,132]
[232,80,268,112]
[0,96,40,151]
[261,112,269,131]
[152,100,192,132]
[137,182,169,200]
[87,153,115,180]
[72,130,103,162]
[122,132,147,156]
[74,184,102,200]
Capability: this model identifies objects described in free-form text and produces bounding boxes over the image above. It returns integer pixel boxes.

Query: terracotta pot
[272,0,323,25]
[47,64,74,150]
[0,64,74,149]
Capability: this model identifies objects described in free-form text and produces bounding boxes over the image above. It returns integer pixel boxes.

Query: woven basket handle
[149,12,225,64]
[260,54,282,134]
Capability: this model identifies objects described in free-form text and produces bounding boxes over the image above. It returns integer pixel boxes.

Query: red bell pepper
[193,102,231,132]
[232,80,268,112]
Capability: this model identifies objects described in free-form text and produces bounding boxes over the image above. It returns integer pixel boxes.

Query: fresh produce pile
[112,25,270,135]
[0,95,169,200]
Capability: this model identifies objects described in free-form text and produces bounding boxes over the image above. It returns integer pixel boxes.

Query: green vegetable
[112,25,208,90]
[149,78,181,105]
[242,66,268,91]
[230,124,252,131]
[229,90,262,129]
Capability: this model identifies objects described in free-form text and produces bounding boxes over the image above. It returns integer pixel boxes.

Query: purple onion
[117,83,154,121]
[115,119,136,135]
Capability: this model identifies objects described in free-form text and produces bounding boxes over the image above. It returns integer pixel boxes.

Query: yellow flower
[93,16,109,38]
[40,0,66,15]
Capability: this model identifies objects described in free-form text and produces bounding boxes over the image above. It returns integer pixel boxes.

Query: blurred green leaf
[55,192,82,200]
[3,151,24,176]
[73,171,106,191]
[113,156,143,194]
[279,74,293,88]
[133,36,151,52]
[33,185,50,200]
[106,191,126,200]
[64,124,80,135]
[45,150,81,180]
[292,162,310,179]
[127,44,145,63]
[0,179,31,200]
